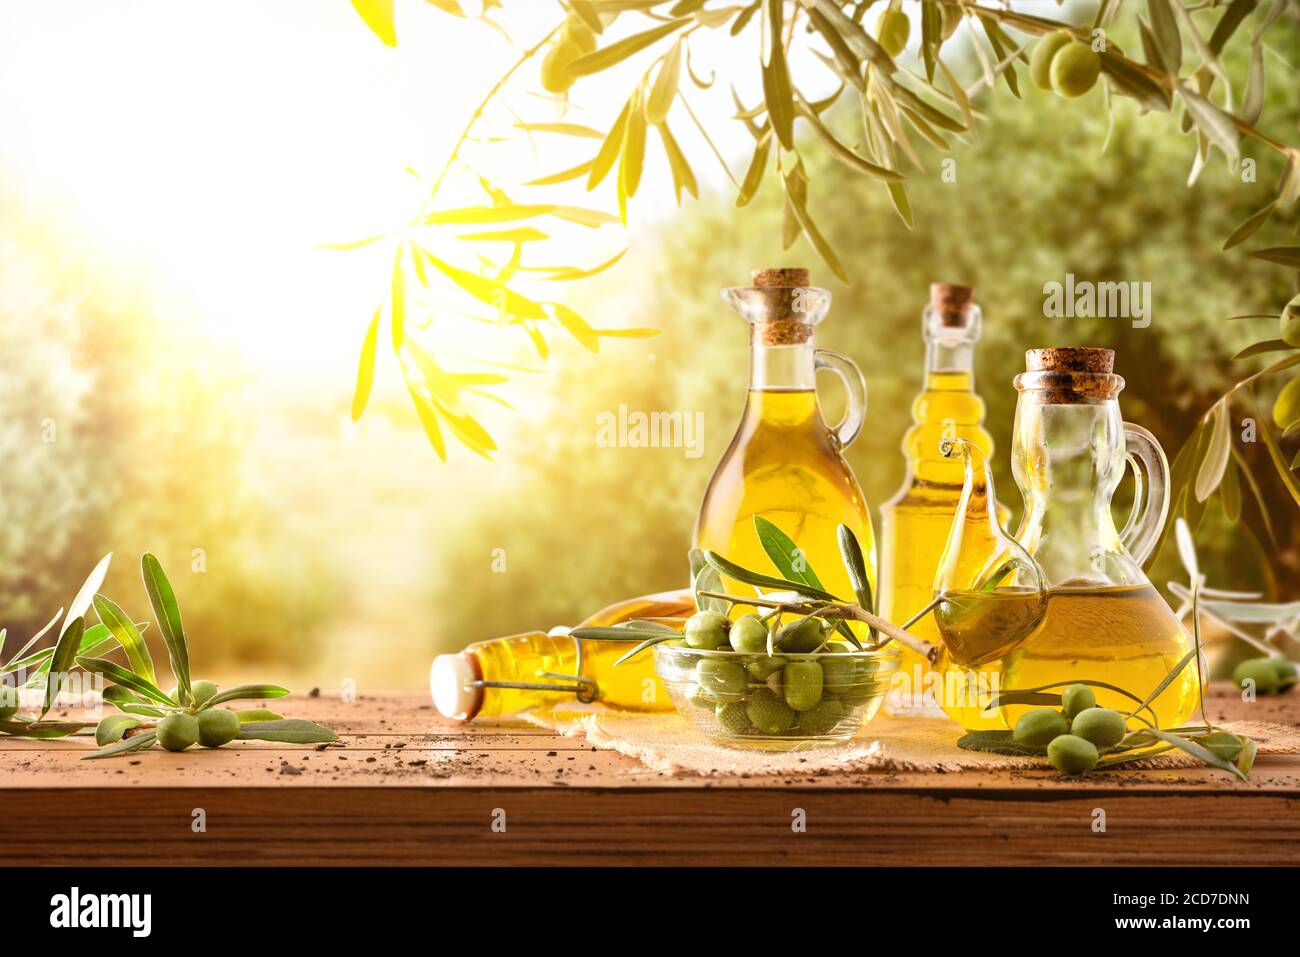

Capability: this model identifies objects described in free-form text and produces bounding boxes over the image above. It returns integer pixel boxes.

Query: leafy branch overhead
[345,0,1300,464]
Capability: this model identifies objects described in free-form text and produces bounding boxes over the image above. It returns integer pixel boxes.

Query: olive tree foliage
[343,0,1300,503]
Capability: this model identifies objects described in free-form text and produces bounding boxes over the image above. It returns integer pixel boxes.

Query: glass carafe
[694,268,876,608]
[880,284,1004,715]
[934,348,1203,731]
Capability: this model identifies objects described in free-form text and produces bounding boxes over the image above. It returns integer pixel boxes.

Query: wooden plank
[3,786,1297,866]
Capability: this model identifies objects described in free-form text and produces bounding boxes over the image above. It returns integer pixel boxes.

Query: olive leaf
[613,633,679,666]
[760,0,795,150]
[645,37,682,124]
[588,96,631,190]
[350,307,380,422]
[41,617,84,717]
[525,159,597,186]
[1180,86,1240,163]
[236,719,338,744]
[83,731,157,760]
[568,18,690,77]
[350,0,396,48]
[102,685,165,718]
[735,129,772,207]
[835,524,874,615]
[237,708,285,723]
[1233,338,1291,360]
[201,684,290,709]
[987,679,1158,725]
[955,730,1046,757]
[0,719,86,739]
[690,549,728,614]
[703,550,840,602]
[1194,399,1231,502]
[754,515,825,591]
[1148,729,1248,781]
[142,553,191,706]
[1248,246,1300,268]
[96,714,143,746]
[1220,452,1242,523]
[76,656,175,706]
[92,594,156,686]
[780,165,849,284]
[0,607,62,674]
[656,122,698,203]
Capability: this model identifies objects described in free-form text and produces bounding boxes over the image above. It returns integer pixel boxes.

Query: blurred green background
[2,3,1297,690]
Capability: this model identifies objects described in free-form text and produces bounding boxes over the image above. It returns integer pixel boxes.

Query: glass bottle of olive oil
[430,589,693,720]
[694,268,875,611]
[879,284,1000,716]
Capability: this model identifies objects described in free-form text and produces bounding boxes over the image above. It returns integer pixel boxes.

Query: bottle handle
[1120,423,1170,566]
[815,349,867,451]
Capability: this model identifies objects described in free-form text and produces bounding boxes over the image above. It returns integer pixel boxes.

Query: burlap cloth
[523,706,1300,777]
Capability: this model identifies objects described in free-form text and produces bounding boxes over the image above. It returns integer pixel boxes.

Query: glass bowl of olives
[653,611,901,749]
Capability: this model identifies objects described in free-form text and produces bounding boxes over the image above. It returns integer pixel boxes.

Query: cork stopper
[741,267,821,346]
[930,283,974,327]
[1016,347,1123,403]
[753,267,811,288]
[1026,347,1115,374]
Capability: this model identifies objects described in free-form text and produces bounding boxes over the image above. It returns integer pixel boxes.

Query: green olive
[1030,29,1073,91]
[1061,683,1096,719]
[746,655,786,680]
[1200,730,1244,763]
[684,610,730,650]
[166,680,218,706]
[1050,41,1101,98]
[197,708,242,748]
[685,683,715,709]
[1273,658,1298,689]
[694,658,748,699]
[1280,294,1300,348]
[821,654,857,692]
[783,661,824,713]
[1048,734,1099,774]
[1069,707,1127,749]
[797,698,845,736]
[876,9,910,58]
[540,38,581,94]
[747,688,797,735]
[775,617,826,653]
[1013,707,1069,747]
[192,680,219,706]
[715,701,752,735]
[1273,376,1300,431]
[730,614,770,653]
[1234,657,1281,695]
[156,713,200,752]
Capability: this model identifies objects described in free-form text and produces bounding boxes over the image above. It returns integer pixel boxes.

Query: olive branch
[0,554,337,757]
[341,0,1300,524]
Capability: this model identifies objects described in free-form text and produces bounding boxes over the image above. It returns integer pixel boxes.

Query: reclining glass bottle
[430,590,693,720]
[879,284,1001,715]
[694,267,875,612]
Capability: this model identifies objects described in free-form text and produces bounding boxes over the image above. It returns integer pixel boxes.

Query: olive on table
[1069,707,1127,749]
[156,713,200,752]
[1061,683,1096,719]
[1047,734,1100,774]
[1013,708,1069,747]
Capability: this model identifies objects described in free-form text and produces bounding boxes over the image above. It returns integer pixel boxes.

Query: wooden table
[3,685,1298,866]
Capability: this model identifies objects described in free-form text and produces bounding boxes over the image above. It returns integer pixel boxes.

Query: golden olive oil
[880,285,1001,715]
[695,388,876,607]
[935,584,1202,730]
[431,590,694,720]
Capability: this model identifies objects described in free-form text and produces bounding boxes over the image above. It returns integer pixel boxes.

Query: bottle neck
[925,338,975,387]
[748,329,816,391]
